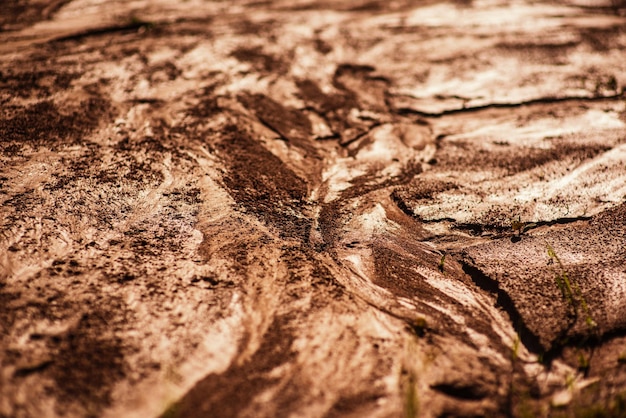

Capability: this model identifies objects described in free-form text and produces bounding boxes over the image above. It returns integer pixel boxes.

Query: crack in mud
[391,91,626,118]
[460,261,545,356]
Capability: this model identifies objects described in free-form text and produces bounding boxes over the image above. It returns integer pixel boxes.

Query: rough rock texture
[1,1,626,417]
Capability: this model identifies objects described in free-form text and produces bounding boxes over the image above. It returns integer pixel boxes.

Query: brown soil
[1,1,626,418]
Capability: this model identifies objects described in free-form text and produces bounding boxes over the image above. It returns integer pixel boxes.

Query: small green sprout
[511,216,537,237]
[577,350,590,373]
[161,402,180,418]
[402,368,419,418]
[565,373,576,390]
[547,244,575,306]
[438,253,446,274]
[511,334,521,362]
[409,317,428,337]
[537,352,545,365]
[129,15,155,30]
[546,243,597,332]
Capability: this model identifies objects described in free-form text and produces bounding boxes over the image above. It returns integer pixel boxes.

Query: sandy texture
[1,1,626,417]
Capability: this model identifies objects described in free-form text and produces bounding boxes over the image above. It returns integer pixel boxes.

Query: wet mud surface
[1,1,626,417]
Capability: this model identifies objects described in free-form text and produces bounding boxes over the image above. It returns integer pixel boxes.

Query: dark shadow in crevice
[430,382,487,401]
[460,260,626,367]
[461,263,543,355]
[53,19,157,43]
[392,90,626,118]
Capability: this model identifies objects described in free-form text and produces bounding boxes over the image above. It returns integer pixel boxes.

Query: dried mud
[1,1,626,418]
